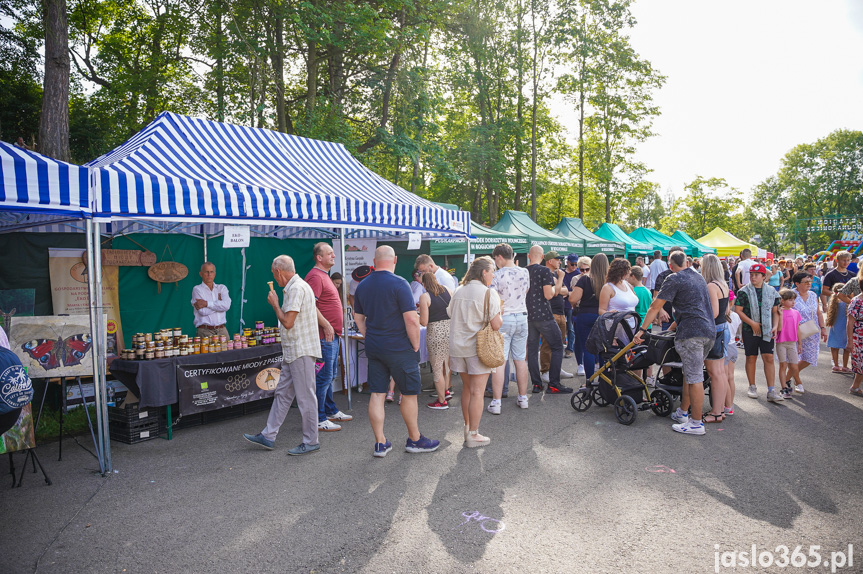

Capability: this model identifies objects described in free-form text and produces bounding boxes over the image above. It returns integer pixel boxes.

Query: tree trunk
[270,9,291,133]
[40,0,70,161]
[514,0,524,211]
[411,42,430,195]
[305,40,318,130]
[578,86,585,220]
[529,0,539,221]
[214,0,225,122]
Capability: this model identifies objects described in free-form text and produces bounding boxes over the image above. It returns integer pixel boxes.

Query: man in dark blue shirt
[354,245,439,458]
[563,254,581,359]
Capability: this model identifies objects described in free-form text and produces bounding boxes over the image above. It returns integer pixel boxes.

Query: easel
[14,375,104,487]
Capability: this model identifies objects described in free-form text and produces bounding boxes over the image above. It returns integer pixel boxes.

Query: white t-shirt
[435,267,458,292]
[647,259,668,290]
[641,264,650,284]
[736,259,756,287]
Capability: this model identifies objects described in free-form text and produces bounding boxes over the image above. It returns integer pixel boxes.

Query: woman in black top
[419,272,453,409]
[569,253,608,380]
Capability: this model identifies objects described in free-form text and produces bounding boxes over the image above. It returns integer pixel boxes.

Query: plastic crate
[109,403,160,425]
[109,416,160,444]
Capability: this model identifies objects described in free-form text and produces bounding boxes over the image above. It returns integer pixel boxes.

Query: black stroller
[570,312,712,425]
[645,330,712,404]
[570,311,674,425]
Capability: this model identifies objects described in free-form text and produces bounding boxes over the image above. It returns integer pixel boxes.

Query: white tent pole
[93,219,111,473]
[203,230,208,262]
[85,219,109,474]
[239,246,248,334]
[339,228,351,410]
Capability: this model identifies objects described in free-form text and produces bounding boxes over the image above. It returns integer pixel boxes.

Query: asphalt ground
[1,344,861,574]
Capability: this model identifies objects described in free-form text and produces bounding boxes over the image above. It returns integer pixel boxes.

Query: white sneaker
[766,389,784,402]
[577,365,585,376]
[541,372,550,383]
[747,385,758,399]
[670,408,689,424]
[646,376,656,387]
[672,420,705,435]
[559,369,574,379]
[794,384,805,394]
[487,400,501,415]
[318,419,341,432]
[327,411,353,422]
[517,395,529,409]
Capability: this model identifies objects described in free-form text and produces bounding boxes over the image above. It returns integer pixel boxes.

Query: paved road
[2,345,861,574]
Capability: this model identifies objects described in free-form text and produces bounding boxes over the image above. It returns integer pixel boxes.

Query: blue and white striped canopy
[0,141,90,217]
[86,112,470,237]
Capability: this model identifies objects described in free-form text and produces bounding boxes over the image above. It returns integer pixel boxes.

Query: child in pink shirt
[776,289,803,399]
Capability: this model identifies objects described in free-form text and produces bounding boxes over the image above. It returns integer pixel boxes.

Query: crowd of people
[241,241,863,456]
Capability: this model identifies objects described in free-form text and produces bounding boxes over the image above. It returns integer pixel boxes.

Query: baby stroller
[645,330,712,406]
[570,311,674,425]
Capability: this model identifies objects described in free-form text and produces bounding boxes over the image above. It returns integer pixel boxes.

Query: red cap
[750,263,767,275]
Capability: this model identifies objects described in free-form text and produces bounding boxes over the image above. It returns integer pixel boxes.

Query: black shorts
[366,350,422,395]
[742,329,774,357]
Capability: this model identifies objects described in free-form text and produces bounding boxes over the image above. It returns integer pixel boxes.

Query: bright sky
[611,0,863,197]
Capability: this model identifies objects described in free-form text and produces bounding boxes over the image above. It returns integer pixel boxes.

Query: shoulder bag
[476,288,505,368]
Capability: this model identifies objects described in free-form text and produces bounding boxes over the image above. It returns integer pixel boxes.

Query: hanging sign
[223,226,251,248]
[407,233,422,250]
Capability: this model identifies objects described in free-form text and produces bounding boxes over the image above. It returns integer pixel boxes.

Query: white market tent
[1,113,471,473]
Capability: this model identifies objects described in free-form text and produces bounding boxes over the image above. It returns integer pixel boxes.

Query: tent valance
[552,218,625,257]
[430,220,529,255]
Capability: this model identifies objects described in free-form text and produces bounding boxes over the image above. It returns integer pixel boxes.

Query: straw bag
[476,289,505,368]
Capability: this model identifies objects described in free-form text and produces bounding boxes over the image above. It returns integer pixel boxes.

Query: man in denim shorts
[354,246,440,457]
[635,251,715,435]
[488,243,531,412]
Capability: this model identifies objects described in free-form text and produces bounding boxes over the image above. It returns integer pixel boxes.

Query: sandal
[832,366,844,373]
[703,413,725,423]
[850,388,863,398]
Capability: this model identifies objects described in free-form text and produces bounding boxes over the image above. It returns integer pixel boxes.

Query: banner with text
[177,349,283,414]
[48,248,124,357]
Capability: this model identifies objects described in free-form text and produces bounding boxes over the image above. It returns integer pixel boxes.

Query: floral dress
[793,289,820,365]
[848,298,863,376]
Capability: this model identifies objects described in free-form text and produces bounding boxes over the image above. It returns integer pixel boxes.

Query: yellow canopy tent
[695,227,759,258]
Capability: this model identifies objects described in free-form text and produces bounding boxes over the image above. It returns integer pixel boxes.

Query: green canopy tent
[492,210,584,255]
[594,223,653,259]
[430,220,530,255]
[671,230,717,257]
[429,203,530,256]
[628,227,692,256]
[551,217,625,258]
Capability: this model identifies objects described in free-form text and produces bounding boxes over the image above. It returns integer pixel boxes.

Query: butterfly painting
[22,334,92,371]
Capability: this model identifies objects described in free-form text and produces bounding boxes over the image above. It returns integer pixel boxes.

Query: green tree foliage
[757,130,863,254]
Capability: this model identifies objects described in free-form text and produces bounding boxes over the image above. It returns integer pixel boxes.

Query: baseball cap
[566,254,579,264]
[750,263,767,275]
[351,265,374,282]
[544,251,562,261]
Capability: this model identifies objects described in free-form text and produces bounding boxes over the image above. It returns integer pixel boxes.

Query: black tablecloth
[109,345,283,408]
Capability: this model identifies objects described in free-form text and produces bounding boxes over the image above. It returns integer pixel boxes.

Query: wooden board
[81,249,157,267]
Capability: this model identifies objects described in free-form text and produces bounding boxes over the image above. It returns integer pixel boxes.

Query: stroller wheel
[591,386,610,407]
[650,388,673,417]
[571,388,592,412]
[613,395,637,425]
